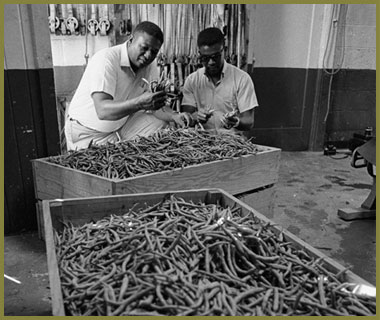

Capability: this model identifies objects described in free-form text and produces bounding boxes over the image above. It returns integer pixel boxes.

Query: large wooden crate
[43,189,373,316]
[33,145,281,237]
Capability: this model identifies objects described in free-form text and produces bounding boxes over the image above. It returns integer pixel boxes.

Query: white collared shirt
[182,61,258,131]
[68,42,157,132]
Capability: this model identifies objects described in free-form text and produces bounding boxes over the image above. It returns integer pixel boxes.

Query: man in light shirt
[65,21,190,150]
[181,27,258,133]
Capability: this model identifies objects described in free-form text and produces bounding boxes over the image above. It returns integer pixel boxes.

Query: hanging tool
[170,58,176,93]
[189,4,200,73]
[181,5,191,82]
[169,5,178,93]
[162,5,172,81]
[130,4,139,30]
[224,4,231,63]
[87,4,99,35]
[78,4,86,35]
[48,4,60,34]
[175,56,184,89]
[66,4,78,35]
[118,4,126,35]
[140,3,148,22]
[230,5,237,66]
[216,4,225,29]
[240,5,247,69]
[175,4,185,88]
[99,4,110,36]
[236,4,242,69]
[59,4,68,35]
[119,19,125,35]
[125,4,132,35]
[84,4,90,66]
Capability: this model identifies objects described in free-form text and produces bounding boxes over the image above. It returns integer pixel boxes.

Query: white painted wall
[248,4,328,69]
[247,3,376,70]
[342,4,376,69]
[50,34,110,67]
[4,4,54,70]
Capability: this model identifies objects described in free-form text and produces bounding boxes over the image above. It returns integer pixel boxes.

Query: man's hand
[221,114,240,129]
[137,91,167,111]
[192,109,214,124]
[172,112,192,128]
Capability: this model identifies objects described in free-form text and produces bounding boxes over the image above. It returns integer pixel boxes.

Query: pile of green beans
[48,128,259,179]
[55,196,376,316]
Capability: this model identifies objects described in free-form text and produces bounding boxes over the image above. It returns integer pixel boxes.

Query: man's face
[198,43,224,77]
[128,32,162,70]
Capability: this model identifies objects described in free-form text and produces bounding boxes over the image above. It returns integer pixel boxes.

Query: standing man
[65,21,189,151]
[181,27,258,133]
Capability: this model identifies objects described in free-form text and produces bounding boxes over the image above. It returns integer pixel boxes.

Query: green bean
[55,195,376,316]
[48,128,260,179]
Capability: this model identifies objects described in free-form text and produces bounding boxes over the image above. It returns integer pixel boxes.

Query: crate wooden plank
[43,200,65,316]
[114,148,281,195]
[36,201,44,239]
[32,145,281,201]
[32,159,114,200]
[47,189,220,233]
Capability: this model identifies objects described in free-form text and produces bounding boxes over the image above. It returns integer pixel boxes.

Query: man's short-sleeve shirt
[68,42,157,132]
[181,61,258,130]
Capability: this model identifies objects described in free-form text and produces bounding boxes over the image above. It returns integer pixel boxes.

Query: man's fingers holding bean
[151,91,167,110]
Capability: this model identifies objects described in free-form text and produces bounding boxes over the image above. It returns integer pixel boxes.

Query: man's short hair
[197,27,224,47]
[133,21,164,44]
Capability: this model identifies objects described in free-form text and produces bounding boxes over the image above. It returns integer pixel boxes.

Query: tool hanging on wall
[239,5,247,69]
[99,4,110,36]
[59,4,68,35]
[87,4,99,35]
[236,4,241,69]
[66,4,78,35]
[118,4,126,35]
[215,4,225,29]
[78,4,86,35]
[84,4,90,65]
[130,4,140,30]
[169,4,178,93]
[175,4,185,88]
[48,4,60,34]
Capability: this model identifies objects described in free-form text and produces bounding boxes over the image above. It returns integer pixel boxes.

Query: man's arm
[236,108,255,130]
[92,91,167,121]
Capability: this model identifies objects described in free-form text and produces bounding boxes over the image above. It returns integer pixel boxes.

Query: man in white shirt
[65,21,189,150]
[181,27,259,133]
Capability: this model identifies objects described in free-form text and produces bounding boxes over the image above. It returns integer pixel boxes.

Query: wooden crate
[32,145,281,237]
[43,189,373,316]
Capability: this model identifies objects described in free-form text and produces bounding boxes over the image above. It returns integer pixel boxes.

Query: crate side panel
[42,200,65,316]
[32,159,114,200]
[48,189,219,232]
[115,149,281,195]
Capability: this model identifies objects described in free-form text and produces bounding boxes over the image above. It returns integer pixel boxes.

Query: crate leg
[36,201,45,240]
